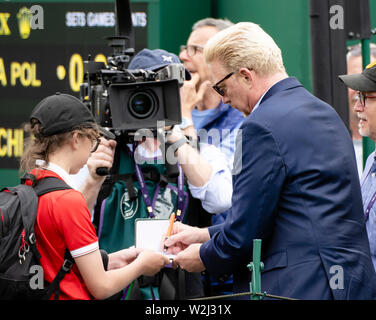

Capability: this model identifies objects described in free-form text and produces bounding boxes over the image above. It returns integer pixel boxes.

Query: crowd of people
[18,18,376,300]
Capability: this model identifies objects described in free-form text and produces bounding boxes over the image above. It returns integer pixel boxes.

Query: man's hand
[79,137,116,211]
[173,244,205,273]
[87,137,116,181]
[164,222,210,255]
[181,73,210,117]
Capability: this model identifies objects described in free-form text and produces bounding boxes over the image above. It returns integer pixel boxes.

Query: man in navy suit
[164,22,376,299]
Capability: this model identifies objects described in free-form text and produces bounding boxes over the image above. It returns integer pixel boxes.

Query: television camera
[80,0,185,136]
[79,0,186,177]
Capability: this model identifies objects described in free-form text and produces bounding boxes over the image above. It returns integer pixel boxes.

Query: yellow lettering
[0,13,11,36]
[94,54,107,66]
[18,129,23,156]
[0,128,24,157]
[10,61,41,87]
[11,129,23,157]
[69,53,83,92]
[0,128,7,157]
[31,63,41,87]
[7,129,18,157]
[10,62,22,86]
[0,57,6,86]
[20,62,32,87]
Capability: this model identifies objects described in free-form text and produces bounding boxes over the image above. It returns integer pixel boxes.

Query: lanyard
[133,158,155,218]
[127,143,185,219]
[176,165,185,221]
[364,159,376,221]
[365,191,376,221]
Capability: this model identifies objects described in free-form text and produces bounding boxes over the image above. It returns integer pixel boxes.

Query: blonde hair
[20,119,99,173]
[204,22,286,76]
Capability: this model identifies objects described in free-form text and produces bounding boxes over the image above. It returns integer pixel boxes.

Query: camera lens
[129,91,155,119]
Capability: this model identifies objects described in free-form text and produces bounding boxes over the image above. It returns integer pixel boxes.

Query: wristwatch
[172,136,189,153]
[179,117,194,130]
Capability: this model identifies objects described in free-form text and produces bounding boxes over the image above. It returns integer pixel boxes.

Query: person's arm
[79,138,116,211]
[187,144,232,213]
[175,143,212,187]
[107,247,142,270]
[167,126,212,187]
[54,191,169,300]
[167,127,232,213]
[75,248,170,300]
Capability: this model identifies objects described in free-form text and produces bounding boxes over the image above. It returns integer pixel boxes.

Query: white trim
[70,241,99,258]
[45,162,80,190]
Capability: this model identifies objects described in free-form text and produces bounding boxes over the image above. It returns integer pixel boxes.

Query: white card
[135,218,175,260]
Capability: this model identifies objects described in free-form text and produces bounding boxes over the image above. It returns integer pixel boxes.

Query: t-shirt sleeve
[52,190,99,258]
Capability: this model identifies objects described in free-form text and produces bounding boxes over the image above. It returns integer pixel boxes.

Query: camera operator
[85,49,232,300]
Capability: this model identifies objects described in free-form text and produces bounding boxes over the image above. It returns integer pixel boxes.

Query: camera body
[80,59,184,134]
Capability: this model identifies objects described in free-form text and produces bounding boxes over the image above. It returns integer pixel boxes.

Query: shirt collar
[252,89,268,113]
[45,161,79,190]
[251,78,286,114]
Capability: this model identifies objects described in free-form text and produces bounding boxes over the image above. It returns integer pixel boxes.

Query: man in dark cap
[339,60,376,271]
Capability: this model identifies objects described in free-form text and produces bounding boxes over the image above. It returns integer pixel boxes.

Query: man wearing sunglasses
[165,22,376,300]
[179,19,244,181]
[178,17,245,296]
[339,60,376,273]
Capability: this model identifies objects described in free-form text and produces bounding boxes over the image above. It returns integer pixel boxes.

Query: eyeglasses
[90,137,101,153]
[357,91,376,107]
[180,44,204,57]
[212,72,235,96]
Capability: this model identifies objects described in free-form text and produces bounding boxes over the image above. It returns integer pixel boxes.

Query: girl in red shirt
[21,93,169,300]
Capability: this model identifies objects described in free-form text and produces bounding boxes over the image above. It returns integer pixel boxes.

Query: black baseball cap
[30,92,98,136]
[339,60,376,92]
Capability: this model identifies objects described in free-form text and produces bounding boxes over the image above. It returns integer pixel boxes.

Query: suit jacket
[200,77,376,300]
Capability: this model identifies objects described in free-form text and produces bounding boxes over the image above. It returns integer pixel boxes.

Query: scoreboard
[0,1,148,184]
[0,0,211,187]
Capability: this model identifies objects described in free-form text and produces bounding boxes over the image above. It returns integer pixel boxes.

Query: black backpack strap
[33,176,72,196]
[20,173,37,186]
[32,176,73,300]
[124,176,137,201]
[14,184,39,246]
[43,249,74,300]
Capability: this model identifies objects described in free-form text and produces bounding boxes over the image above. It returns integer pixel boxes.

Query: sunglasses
[180,44,204,57]
[212,72,235,96]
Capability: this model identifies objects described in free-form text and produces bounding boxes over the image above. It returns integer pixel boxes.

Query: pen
[164,212,175,251]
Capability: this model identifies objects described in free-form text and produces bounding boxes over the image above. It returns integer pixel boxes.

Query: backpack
[0,174,74,300]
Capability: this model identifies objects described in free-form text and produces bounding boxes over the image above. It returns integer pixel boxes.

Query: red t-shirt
[29,169,99,300]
